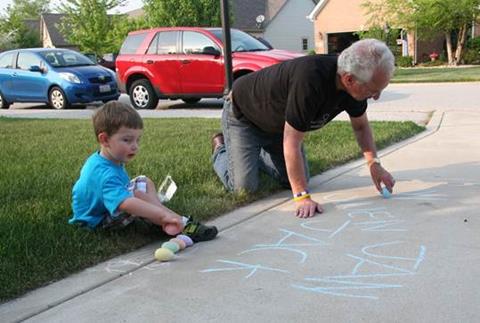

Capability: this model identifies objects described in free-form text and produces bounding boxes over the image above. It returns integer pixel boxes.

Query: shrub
[462,48,480,65]
[467,36,480,51]
[419,59,446,67]
[396,55,413,67]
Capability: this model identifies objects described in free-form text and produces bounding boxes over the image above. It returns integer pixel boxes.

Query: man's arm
[284,121,323,217]
[349,113,395,192]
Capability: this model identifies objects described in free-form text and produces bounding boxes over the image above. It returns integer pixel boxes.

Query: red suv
[116,27,303,109]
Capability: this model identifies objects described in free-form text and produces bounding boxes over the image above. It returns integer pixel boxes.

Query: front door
[143,31,181,95]
[13,52,48,101]
[179,31,224,95]
[0,52,16,99]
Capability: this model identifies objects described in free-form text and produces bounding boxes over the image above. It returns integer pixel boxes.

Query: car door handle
[146,60,154,64]
[12,72,17,77]
[181,60,191,64]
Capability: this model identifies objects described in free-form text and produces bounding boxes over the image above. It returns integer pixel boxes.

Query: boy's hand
[162,216,184,236]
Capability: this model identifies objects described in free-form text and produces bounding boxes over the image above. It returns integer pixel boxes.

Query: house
[39,12,126,51]
[24,18,41,37]
[125,8,144,18]
[124,1,318,53]
[40,13,78,50]
[232,0,318,52]
[306,0,446,63]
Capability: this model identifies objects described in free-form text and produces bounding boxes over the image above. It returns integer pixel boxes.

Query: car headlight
[59,72,81,84]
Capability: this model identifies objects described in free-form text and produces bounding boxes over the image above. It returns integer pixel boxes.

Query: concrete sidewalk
[2,109,479,323]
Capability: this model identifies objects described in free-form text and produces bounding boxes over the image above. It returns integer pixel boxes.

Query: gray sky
[0,0,144,15]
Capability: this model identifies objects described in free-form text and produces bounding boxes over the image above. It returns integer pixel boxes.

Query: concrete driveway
[1,82,479,124]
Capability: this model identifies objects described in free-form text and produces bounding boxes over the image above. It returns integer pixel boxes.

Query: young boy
[69,101,218,242]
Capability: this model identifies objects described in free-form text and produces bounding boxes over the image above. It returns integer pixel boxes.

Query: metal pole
[220,0,233,96]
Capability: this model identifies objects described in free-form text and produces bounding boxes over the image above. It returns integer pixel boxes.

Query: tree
[106,16,149,54]
[58,0,126,56]
[0,0,49,49]
[143,0,223,28]
[0,31,16,51]
[356,25,400,55]
[363,0,480,65]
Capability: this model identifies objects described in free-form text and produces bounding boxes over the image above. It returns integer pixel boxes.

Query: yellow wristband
[293,194,311,202]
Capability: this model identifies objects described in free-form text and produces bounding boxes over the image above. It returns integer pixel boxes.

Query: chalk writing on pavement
[200,192,427,300]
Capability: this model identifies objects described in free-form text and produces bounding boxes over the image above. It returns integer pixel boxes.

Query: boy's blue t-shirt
[69,152,133,229]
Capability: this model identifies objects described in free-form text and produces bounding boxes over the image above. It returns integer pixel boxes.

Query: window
[119,33,148,55]
[39,51,93,67]
[102,53,116,61]
[0,53,15,68]
[44,53,59,65]
[302,38,308,51]
[17,52,41,70]
[147,31,177,55]
[147,34,158,54]
[183,31,218,55]
[157,32,178,54]
[209,29,268,52]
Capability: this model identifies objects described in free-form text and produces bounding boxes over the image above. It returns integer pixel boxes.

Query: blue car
[0,48,120,109]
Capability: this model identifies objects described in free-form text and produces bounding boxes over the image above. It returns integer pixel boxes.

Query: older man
[211,39,396,218]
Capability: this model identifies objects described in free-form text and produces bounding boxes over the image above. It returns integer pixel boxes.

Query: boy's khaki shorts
[101,175,147,230]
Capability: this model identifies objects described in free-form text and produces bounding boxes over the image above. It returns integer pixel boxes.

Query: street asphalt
[1,83,479,322]
[2,82,479,122]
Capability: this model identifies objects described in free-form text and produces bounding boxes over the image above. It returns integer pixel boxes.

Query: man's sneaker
[183,216,218,242]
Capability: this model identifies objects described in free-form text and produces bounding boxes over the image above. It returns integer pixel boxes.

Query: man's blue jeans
[212,99,309,192]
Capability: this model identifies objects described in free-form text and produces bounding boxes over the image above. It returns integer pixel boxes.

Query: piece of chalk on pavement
[154,248,174,262]
[170,238,186,250]
[162,241,180,253]
[176,234,194,247]
[381,187,391,198]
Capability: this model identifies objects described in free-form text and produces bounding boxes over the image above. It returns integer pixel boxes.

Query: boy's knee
[145,177,154,188]
[133,189,147,199]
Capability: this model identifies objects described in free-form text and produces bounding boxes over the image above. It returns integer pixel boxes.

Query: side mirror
[202,46,221,56]
[29,65,43,73]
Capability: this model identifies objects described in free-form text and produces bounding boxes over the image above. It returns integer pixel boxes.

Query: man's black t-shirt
[232,54,367,134]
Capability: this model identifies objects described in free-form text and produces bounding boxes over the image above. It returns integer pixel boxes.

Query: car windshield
[39,51,95,68]
[209,29,270,53]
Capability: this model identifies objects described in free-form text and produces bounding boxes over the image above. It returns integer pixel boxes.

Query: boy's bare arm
[118,197,182,227]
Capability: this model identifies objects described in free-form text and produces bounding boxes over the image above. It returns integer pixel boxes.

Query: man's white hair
[337,39,395,83]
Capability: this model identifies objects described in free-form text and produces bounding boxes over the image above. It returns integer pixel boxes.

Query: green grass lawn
[0,117,424,302]
[392,65,480,83]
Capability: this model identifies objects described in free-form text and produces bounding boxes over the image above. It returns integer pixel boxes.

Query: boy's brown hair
[92,101,143,140]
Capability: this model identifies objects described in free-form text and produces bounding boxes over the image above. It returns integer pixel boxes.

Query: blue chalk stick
[381,187,391,198]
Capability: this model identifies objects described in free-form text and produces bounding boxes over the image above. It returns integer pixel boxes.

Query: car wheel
[129,79,158,109]
[0,91,10,109]
[49,86,69,110]
[182,98,201,104]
